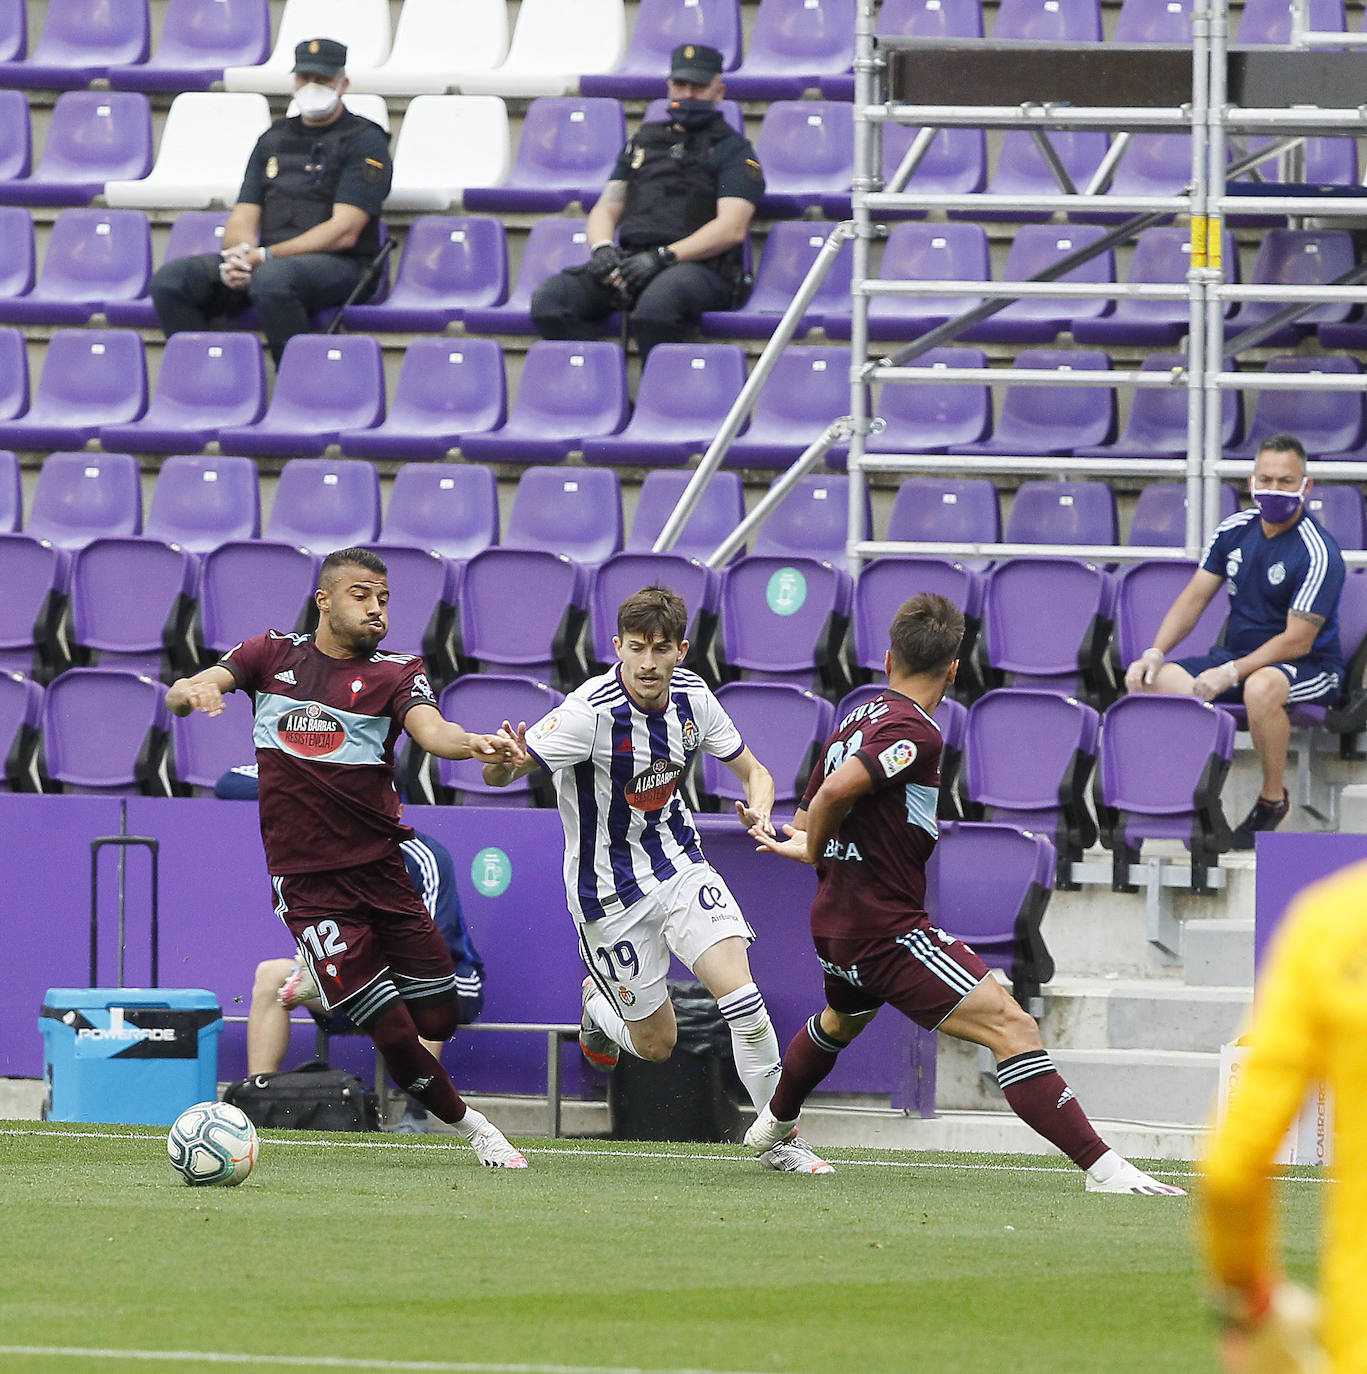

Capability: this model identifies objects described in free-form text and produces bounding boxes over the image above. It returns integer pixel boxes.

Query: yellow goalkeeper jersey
[1200,859,1367,1373]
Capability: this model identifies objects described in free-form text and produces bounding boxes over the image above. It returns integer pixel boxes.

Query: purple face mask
[1251,480,1306,525]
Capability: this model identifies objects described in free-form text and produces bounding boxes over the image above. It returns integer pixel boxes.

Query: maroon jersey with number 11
[799,689,943,940]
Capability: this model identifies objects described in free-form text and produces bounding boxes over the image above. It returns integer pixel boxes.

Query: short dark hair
[617,585,687,645]
[1255,433,1308,475]
[320,547,388,585]
[889,593,964,676]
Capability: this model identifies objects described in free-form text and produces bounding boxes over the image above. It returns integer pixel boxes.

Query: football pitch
[0,1122,1324,1374]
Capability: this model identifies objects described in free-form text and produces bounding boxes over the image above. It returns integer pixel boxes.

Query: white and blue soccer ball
[167,1101,260,1187]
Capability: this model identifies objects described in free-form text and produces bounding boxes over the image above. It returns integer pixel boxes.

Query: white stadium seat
[454,0,628,98]
[223,0,392,95]
[348,0,509,96]
[104,92,271,209]
[385,96,511,212]
[284,91,391,133]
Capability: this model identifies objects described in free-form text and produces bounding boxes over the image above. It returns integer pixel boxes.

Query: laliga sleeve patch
[877,738,917,778]
[529,711,560,740]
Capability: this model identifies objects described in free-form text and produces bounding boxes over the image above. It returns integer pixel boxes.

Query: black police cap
[292,37,347,79]
[669,43,724,84]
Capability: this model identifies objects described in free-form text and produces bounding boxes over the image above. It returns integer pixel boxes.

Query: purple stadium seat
[169,686,254,794]
[0,208,150,326]
[108,0,271,92]
[953,349,1115,458]
[0,0,23,62]
[143,454,260,553]
[103,209,228,328]
[1306,484,1367,551]
[588,551,721,671]
[1236,0,1343,41]
[379,462,500,562]
[264,459,382,556]
[505,466,623,567]
[0,329,145,451]
[1004,480,1118,547]
[218,335,385,458]
[866,348,993,455]
[717,554,853,693]
[194,540,319,660]
[464,98,625,213]
[69,536,196,680]
[1082,132,1200,224]
[994,0,1101,38]
[0,92,152,205]
[460,341,628,465]
[433,675,562,806]
[982,557,1116,701]
[340,338,507,463]
[820,0,983,97]
[0,93,30,183]
[642,97,745,134]
[1114,0,1193,41]
[0,532,71,679]
[40,666,172,796]
[0,446,16,530]
[627,469,746,561]
[1227,231,1357,349]
[580,0,742,98]
[963,128,1110,224]
[752,473,868,562]
[723,347,858,470]
[753,102,854,218]
[339,217,508,333]
[0,669,42,791]
[0,327,27,423]
[1096,693,1234,882]
[963,687,1100,878]
[1226,356,1365,461]
[1112,559,1229,671]
[368,543,459,684]
[842,222,988,343]
[0,0,148,88]
[702,222,852,339]
[886,477,1002,549]
[700,681,835,809]
[100,332,265,454]
[823,122,988,221]
[961,225,1115,344]
[463,218,589,335]
[457,548,589,689]
[582,344,748,467]
[26,451,141,550]
[930,820,1057,1003]
[1124,482,1240,547]
[724,0,854,100]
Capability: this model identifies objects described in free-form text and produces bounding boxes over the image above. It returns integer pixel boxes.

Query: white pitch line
[0,1350,784,1374]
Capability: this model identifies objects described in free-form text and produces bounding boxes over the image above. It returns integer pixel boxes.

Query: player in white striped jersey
[1122,434,1345,848]
[485,585,832,1173]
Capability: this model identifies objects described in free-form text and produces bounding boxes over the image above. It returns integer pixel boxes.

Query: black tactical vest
[256,111,383,259]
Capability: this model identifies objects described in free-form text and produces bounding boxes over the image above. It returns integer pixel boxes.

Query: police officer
[149,38,393,364]
[530,43,764,356]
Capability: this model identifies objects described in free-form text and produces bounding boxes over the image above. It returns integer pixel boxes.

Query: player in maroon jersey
[165,547,528,1167]
[744,593,1184,1195]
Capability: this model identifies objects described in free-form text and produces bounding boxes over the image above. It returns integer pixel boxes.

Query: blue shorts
[1174,647,1343,707]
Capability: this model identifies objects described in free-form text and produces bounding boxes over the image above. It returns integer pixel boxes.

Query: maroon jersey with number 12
[219,630,438,875]
[799,689,943,941]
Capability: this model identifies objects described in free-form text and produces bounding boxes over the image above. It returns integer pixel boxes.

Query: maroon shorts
[272,850,456,1015]
[815,923,990,1031]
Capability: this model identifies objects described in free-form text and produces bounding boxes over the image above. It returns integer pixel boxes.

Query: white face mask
[295,81,341,121]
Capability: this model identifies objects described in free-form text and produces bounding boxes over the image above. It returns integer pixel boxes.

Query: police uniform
[149,37,393,363]
[530,44,764,355]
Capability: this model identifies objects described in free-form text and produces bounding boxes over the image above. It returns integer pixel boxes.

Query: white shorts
[575,862,754,1021]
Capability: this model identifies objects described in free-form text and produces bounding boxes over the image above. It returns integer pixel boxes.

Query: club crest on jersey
[616,985,636,1007]
[680,718,699,752]
[624,758,683,811]
[1267,561,1286,586]
[277,701,346,758]
[878,738,917,777]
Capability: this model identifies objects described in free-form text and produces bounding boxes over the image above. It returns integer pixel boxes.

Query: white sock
[716,982,782,1112]
[586,986,646,1059]
[453,1106,486,1141]
[1085,1148,1125,1183]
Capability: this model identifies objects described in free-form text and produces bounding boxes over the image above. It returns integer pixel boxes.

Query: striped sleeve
[1291,518,1343,618]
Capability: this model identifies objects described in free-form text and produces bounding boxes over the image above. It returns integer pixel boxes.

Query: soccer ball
[167,1101,259,1187]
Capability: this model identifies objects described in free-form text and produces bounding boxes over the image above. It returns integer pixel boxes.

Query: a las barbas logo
[277,701,346,758]
[624,758,682,812]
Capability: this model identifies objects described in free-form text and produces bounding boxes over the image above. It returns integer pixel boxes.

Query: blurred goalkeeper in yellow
[1199,860,1367,1374]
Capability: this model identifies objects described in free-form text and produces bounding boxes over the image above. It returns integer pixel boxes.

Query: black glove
[617,246,676,294]
[588,243,623,282]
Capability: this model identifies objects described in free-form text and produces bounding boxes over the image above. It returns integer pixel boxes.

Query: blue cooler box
[40,988,223,1125]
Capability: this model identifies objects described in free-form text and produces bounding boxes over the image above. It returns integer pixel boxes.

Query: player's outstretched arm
[482,720,542,787]
[165,666,236,718]
[404,703,520,764]
[723,747,776,837]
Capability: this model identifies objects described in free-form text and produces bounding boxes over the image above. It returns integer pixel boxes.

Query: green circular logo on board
[765,566,808,616]
[470,847,512,898]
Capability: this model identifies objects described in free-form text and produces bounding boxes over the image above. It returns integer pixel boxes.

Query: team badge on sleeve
[878,739,917,778]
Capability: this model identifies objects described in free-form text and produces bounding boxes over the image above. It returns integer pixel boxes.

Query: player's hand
[1124,647,1164,693]
[1194,660,1240,701]
[168,679,225,717]
[752,822,812,865]
[465,731,514,761]
[734,800,775,838]
[1218,1282,1324,1374]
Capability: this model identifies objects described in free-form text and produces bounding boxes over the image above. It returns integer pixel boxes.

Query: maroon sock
[769,1015,846,1122]
[365,1000,468,1125]
[996,1050,1108,1170]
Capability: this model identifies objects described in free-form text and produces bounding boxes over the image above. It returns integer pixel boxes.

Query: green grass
[0,1122,1324,1374]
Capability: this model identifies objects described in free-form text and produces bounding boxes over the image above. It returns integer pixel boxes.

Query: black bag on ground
[223,1061,379,1131]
